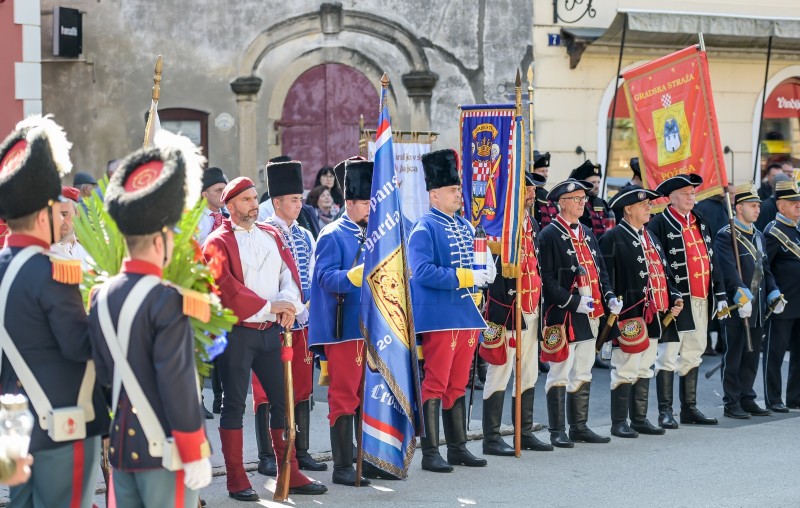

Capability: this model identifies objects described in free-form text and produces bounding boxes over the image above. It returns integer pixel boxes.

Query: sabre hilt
[765,294,787,320]
[716,303,741,320]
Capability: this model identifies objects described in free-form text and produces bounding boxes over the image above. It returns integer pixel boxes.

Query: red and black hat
[422,149,461,191]
[266,160,303,198]
[344,159,374,201]
[0,115,73,219]
[106,130,204,235]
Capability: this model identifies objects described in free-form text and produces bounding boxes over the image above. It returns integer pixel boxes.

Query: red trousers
[421,329,479,409]
[251,328,314,411]
[324,340,365,426]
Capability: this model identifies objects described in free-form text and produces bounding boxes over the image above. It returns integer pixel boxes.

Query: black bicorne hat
[608,184,660,211]
[630,157,641,179]
[267,160,304,198]
[655,173,703,196]
[344,159,373,201]
[533,150,550,169]
[422,149,461,191]
[546,178,593,202]
[570,159,602,180]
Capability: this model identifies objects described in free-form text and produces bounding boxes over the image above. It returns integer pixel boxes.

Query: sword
[764,294,786,321]
[715,303,742,320]
[661,298,684,328]
[595,296,622,353]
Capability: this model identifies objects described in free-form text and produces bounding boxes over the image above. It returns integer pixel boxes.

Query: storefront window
[758,77,800,181]
[606,86,640,195]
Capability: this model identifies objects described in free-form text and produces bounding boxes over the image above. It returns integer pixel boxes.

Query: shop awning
[594,10,800,53]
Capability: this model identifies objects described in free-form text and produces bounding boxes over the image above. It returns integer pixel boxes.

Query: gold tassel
[487,240,502,256]
[501,263,521,278]
[50,258,83,285]
[179,288,211,323]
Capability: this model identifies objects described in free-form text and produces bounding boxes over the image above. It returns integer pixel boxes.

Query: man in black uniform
[714,183,781,418]
[762,179,800,412]
[570,160,615,239]
[532,150,558,229]
[0,116,110,507]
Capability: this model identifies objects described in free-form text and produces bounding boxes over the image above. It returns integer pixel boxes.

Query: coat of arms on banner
[470,123,502,223]
[653,97,691,166]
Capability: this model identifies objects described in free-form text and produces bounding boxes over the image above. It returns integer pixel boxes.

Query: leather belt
[238,321,273,331]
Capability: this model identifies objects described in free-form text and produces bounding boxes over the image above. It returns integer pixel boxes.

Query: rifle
[273,328,296,502]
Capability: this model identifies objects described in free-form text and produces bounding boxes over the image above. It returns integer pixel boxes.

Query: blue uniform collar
[430,206,458,223]
[776,212,798,227]
[734,217,754,234]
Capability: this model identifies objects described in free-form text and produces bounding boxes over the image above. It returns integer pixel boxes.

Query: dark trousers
[763,318,800,406]
[218,325,285,429]
[721,323,761,406]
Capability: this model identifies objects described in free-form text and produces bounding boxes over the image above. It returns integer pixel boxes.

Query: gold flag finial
[514,69,522,116]
[527,64,534,89]
[152,55,163,102]
[381,73,390,89]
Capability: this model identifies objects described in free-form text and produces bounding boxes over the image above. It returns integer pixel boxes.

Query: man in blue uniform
[762,179,800,413]
[715,183,782,418]
[88,131,213,506]
[308,158,373,487]
[408,149,495,473]
[0,116,110,507]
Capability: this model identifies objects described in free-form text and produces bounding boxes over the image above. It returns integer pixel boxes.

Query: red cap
[221,176,255,204]
[61,186,81,203]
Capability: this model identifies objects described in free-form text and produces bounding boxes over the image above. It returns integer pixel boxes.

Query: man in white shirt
[203,176,327,501]
[50,186,89,268]
[196,167,228,245]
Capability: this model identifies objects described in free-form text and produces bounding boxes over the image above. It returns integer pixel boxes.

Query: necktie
[211,211,223,231]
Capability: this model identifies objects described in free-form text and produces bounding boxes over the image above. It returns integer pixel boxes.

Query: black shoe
[723,404,750,419]
[539,360,550,374]
[546,386,574,448]
[201,500,206,507]
[787,401,800,410]
[594,354,611,369]
[331,415,371,486]
[254,404,277,476]
[420,399,453,472]
[362,461,401,480]
[258,456,277,477]
[295,400,328,471]
[289,481,329,495]
[203,405,214,420]
[567,384,611,444]
[513,388,553,451]
[702,347,718,357]
[228,488,259,501]
[482,391,515,456]
[679,368,718,425]
[769,403,789,413]
[629,378,665,435]
[656,370,679,429]
[740,400,773,416]
[471,377,484,391]
[610,384,638,439]
[443,397,488,467]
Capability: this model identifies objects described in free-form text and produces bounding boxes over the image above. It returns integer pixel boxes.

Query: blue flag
[359,82,422,478]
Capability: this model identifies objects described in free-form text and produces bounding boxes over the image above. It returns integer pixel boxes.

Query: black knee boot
[330,415,370,486]
[610,383,638,438]
[546,386,573,448]
[420,399,453,472]
[295,400,327,471]
[254,403,277,476]
[656,370,679,429]
[679,367,718,425]
[482,391,514,456]
[515,388,553,451]
[443,397,487,467]
[567,383,610,443]
[630,377,665,435]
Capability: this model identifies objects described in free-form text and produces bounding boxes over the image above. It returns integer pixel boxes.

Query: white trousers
[610,338,659,389]
[545,318,599,393]
[655,297,707,376]
[483,311,539,397]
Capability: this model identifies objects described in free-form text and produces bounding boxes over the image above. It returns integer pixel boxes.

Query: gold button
[114,425,119,431]
[109,447,114,454]
[127,428,135,437]
[131,452,139,460]
[131,407,137,414]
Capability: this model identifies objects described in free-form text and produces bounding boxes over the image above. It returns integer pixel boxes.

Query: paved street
[3,355,798,507]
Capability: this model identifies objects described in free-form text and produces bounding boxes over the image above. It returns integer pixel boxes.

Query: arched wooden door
[279,63,379,190]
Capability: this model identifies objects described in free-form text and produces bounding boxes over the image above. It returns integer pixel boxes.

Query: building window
[605,86,640,195]
[158,108,209,161]
[758,77,800,179]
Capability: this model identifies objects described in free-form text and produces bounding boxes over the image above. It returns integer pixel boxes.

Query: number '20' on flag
[358,77,423,479]
[621,45,729,199]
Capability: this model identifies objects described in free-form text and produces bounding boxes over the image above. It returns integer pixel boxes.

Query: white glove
[183,457,212,490]
[608,297,623,315]
[773,299,786,315]
[576,295,594,314]
[472,269,493,287]
[738,301,752,319]
[716,301,729,320]
[296,306,309,326]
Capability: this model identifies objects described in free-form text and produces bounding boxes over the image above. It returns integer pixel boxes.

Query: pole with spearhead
[143,55,163,147]
[513,69,525,458]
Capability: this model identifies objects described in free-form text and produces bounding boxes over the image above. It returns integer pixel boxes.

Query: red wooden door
[280,63,379,190]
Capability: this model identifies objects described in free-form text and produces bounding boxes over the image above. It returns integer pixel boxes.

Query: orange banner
[622,46,728,201]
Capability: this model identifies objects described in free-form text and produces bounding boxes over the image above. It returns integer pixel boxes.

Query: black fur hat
[0,115,73,219]
[267,160,304,197]
[422,149,461,191]
[344,159,373,201]
[201,167,227,191]
[106,130,204,235]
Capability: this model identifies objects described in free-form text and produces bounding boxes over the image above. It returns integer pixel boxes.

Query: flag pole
[513,69,524,458]
[143,55,162,148]
[527,65,535,167]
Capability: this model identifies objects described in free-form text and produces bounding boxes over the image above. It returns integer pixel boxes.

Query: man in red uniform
[203,177,327,501]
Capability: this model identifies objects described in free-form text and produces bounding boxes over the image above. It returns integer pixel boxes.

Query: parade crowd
[0,115,798,507]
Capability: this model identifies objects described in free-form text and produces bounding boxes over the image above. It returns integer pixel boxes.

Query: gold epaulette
[46,254,82,284]
[173,286,211,323]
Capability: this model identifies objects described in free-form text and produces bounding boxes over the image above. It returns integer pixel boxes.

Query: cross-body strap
[96,275,167,457]
[0,246,96,429]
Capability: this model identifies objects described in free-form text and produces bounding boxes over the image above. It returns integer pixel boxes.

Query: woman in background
[314,166,345,209]
[306,185,338,231]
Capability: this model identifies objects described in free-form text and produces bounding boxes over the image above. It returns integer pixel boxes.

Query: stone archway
[230,4,438,181]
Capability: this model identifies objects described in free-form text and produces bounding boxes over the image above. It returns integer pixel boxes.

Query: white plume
[153,129,206,208]
[16,114,73,177]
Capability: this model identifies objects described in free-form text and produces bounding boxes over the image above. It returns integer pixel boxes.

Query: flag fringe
[501,263,521,278]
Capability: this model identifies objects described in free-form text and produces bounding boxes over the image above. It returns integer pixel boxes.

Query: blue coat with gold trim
[763,215,800,319]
